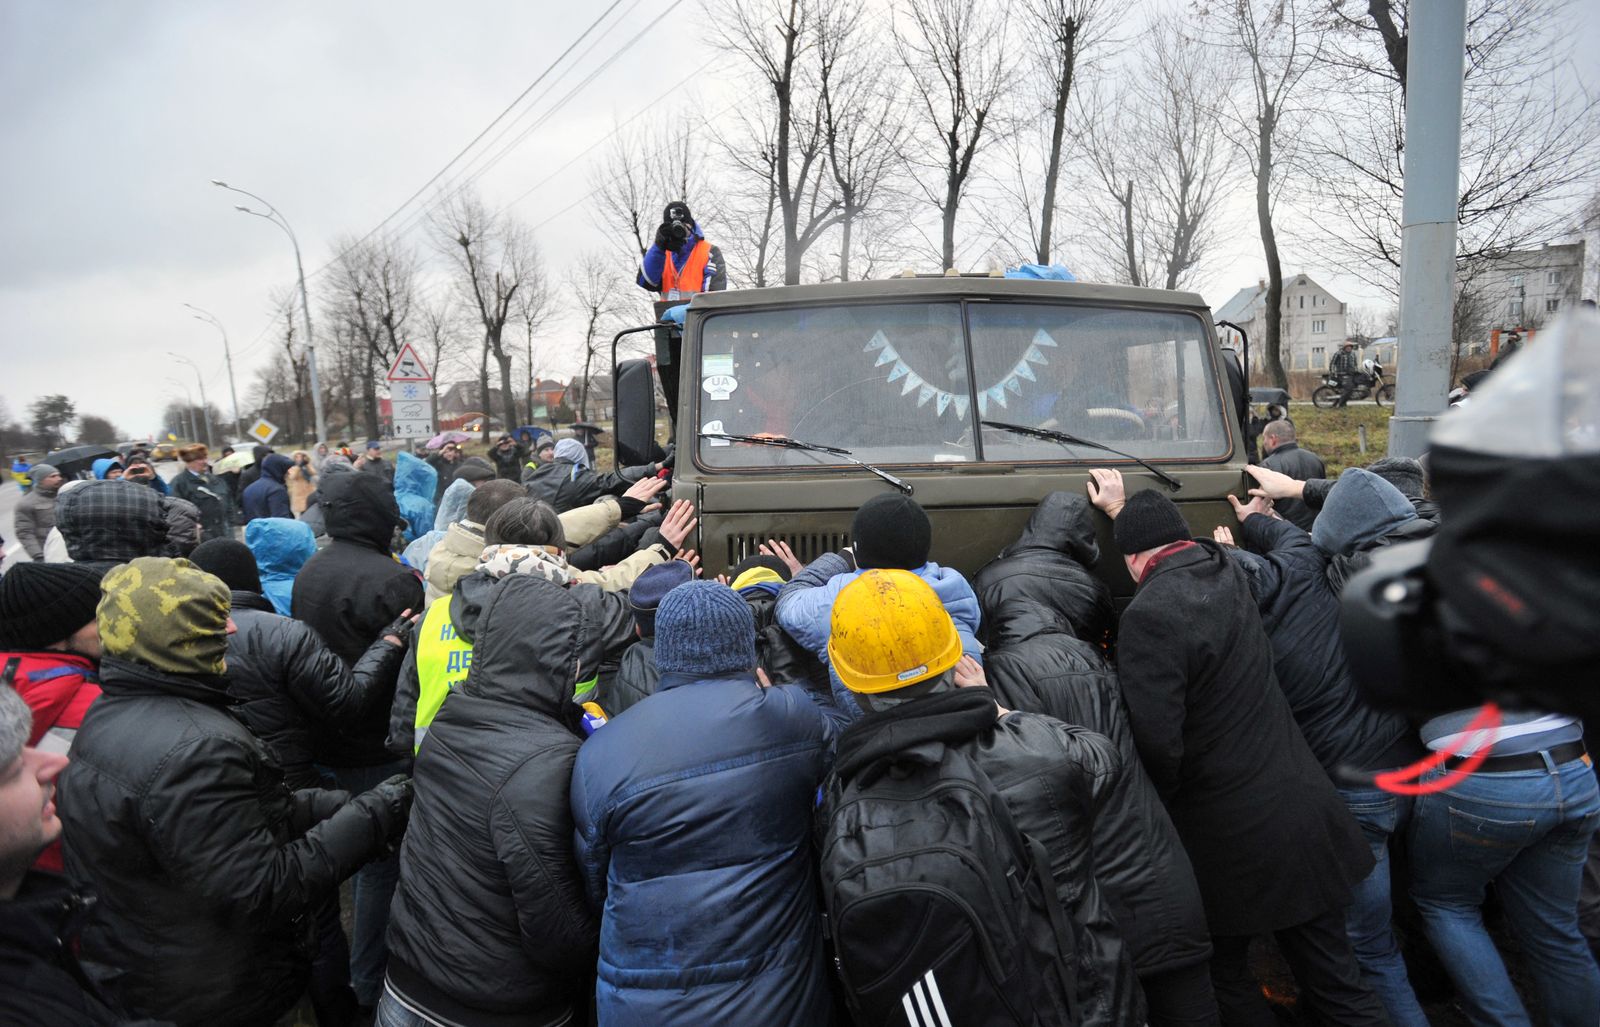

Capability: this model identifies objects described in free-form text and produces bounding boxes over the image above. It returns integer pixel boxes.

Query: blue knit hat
[654,580,757,676]
[628,559,695,637]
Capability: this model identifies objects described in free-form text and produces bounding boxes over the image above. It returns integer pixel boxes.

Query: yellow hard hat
[828,569,963,694]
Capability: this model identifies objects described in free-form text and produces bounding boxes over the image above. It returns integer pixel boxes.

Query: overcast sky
[3,0,1598,442]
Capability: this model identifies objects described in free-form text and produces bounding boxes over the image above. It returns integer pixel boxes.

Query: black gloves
[654,222,674,251]
[290,787,351,836]
[616,495,648,520]
[351,774,414,856]
[380,611,417,647]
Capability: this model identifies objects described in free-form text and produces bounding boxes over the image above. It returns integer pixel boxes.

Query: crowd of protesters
[1,418,1595,1027]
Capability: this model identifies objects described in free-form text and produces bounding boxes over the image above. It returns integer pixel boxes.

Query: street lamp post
[183,303,244,441]
[211,179,326,444]
[164,378,199,443]
[169,354,214,448]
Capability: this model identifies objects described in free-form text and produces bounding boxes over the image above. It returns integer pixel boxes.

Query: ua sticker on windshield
[702,419,730,445]
[703,374,738,401]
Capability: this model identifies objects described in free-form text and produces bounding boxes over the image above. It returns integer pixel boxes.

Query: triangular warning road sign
[385,342,433,382]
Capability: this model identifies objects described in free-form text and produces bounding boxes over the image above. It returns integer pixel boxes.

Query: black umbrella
[45,444,119,480]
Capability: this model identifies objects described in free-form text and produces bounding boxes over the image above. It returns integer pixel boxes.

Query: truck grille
[726,532,851,567]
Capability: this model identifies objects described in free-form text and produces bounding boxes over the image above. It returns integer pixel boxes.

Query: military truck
[609,274,1250,596]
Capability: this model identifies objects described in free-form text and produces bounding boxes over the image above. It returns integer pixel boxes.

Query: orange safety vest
[661,238,711,295]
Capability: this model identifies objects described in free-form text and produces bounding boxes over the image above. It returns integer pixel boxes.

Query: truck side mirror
[614,358,659,468]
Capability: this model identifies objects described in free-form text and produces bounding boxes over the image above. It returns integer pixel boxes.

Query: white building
[1214,273,1350,374]
[1474,241,1586,330]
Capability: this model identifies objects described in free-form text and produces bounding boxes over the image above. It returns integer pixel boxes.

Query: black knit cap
[1113,490,1192,554]
[851,493,932,570]
[190,539,263,595]
[0,562,104,649]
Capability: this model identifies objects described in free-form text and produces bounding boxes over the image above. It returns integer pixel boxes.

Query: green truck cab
[611,275,1249,596]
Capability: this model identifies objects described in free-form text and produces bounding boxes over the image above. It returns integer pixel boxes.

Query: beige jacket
[422,495,636,601]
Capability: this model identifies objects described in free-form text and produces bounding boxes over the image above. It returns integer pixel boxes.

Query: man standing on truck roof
[637,201,727,298]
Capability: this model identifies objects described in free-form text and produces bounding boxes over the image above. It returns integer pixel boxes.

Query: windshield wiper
[980,420,1183,492]
[699,433,914,495]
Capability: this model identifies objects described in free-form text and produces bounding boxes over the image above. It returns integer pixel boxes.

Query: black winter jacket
[57,657,399,1027]
[293,472,424,767]
[171,468,232,541]
[226,590,408,789]
[971,491,1113,649]
[490,442,528,481]
[834,688,1144,1027]
[0,873,140,1027]
[1260,443,1326,531]
[242,453,293,521]
[1115,541,1372,935]
[1226,515,1413,774]
[605,636,659,717]
[983,605,1212,976]
[386,574,598,1026]
[522,458,653,514]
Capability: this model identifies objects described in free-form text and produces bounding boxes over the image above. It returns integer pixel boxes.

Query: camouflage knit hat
[97,557,230,676]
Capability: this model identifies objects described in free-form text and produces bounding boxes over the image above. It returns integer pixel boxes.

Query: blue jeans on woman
[1336,786,1430,1027]
[1409,753,1600,1027]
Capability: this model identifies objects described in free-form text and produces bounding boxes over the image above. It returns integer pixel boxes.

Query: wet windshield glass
[969,304,1229,461]
[695,301,1229,467]
[696,303,976,468]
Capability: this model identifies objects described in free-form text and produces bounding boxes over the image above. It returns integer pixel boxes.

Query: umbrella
[44,445,118,480]
[212,449,256,474]
[425,430,472,450]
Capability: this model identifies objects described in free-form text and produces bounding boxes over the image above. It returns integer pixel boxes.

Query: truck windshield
[695,301,1229,468]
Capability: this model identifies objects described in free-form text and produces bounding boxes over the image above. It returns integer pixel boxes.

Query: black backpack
[820,740,1081,1027]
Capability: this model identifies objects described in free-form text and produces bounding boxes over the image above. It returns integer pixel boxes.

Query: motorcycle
[1312,358,1395,408]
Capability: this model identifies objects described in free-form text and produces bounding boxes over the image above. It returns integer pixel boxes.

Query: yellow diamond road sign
[248,418,280,444]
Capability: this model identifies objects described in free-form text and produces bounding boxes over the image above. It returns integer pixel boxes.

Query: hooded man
[522,437,661,514]
[0,684,128,1026]
[776,492,984,722]
[53,479,169,573]
[58,557,413,1027]
[0,562,104,874]
[12,462,62,561]
[1245,457,1439,532]
[1218,474,1431,1027]
[245,517,318,616]
[291,471,423,1009]
[237,443,274,496]
[637,200,727,297]
[392,450,438,544]
[382,573,601,1027]
[242,452,294,521]
[571,581,843,1027]
[1087,471,1385,1027]
[972,493,1216,1025]
[89,458,123,481]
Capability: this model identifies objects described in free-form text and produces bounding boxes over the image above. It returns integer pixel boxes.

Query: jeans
[327,759,409,1007]
[374,985,436,1027]
[1211,907,1388,1027]
[1409,754,1600,1027]
[1336,786,1430,1027]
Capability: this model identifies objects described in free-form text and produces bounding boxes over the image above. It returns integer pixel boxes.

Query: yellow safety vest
[413,598,474,752]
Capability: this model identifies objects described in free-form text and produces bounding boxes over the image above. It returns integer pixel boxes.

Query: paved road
[1,462,182,571]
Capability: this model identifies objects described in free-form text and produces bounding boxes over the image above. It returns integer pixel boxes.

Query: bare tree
[325,235,419,438]
[714,0,845,285]
[1205,0,1326,390]
[416,294,465,430]
[266,286,311,443]
[515,276,555,424]
[894,0,1012,271]
[714,105,785,288]
[1013,0,1116,264]
[1308,0,1599,293]
[568,253,628,421]
[433,194,547,435]
[1078,27,1232,291]
[816,0,908,280]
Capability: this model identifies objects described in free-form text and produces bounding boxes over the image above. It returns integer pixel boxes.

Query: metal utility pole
[168,358,214,447]
[184,303,243,440]
[212,180,327,443]
[1388,0,1467,458]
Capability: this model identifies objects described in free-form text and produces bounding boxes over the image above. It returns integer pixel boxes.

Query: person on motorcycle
[1329,341,1362,407]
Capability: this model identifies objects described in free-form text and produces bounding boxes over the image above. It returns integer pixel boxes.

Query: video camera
[1340,308,1600,721]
